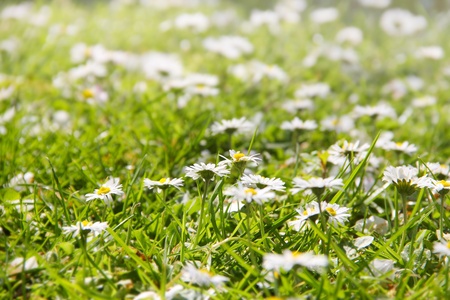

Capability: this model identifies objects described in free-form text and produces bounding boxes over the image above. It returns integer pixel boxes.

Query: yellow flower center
[438,180,450,188]
[332,120,339,125]
[447,242,450,249]
[245,188,257,196]
[97,186,111,195]
[233,153,246,161]
[396,142,403,147]
[159,178,167,184]
[199,269,213,276]
[266,297,284,300]
[196,84,205,89]
[292,251,302,257]
[82,89,94,99]
[303,208,315,215]
[82,220,92,227]
[326,207,337,216]
[84,47,91,58]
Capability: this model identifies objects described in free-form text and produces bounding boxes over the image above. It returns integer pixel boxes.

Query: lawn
[1,0,450,299]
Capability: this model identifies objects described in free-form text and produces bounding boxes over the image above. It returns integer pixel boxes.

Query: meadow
[1,0,450,299]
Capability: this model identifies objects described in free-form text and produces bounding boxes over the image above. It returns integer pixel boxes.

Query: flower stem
[401,193,408,225]
[194,179,210,248]
[246,202,258,269]
[257,204,269,251]
[316,194,328,254]
[440,192,446,240]
[399,193,408,253]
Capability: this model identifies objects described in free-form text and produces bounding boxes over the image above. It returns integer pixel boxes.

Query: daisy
[425,162,450,178]
[412,95,436,108]
[241,174,286,191]
[181,264,228,287]
[248,61,288,83]
[219,150,261,167]
[184,84,219,97]
[62,220,108,239]
[309,7,339,24]
[280,117,318,131]
[210,117,255,136]
[328,140,370,158]
[294,83,330,99]
[185,163,230,181]
[382,165,429,196]
[433,241,450,256]
[289,201,324,231]
[291,177,344,197]
[320,115,355,134]
[173,12,210,32]
[85,177,124,207]
[380,9,427,36]
[381,141,417,155]
[415,46,444,60]
[263,250,328,271]
[324,203,351,227]
[358,0,391,8]
[202,36,253,60]
[336,27,363,45]
[282,98,315,113]
[141,52,183,82]
[352,103,396,120]
[424,179,450,194]
[224,184,275,205]
[143,177,184,193]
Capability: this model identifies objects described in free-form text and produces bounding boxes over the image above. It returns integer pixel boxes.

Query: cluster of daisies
[3,0,450,298]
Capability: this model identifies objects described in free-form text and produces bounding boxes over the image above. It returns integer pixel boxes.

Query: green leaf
[57,242,74,256]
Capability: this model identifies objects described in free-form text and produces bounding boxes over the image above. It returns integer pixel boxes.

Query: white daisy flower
[185,163,230,181]
[328,140,370,158]
[241,174,286,191]
[173,13,210,32]
[382,165,430,195]
[210,117,255,135]
[224,184,275,205]
[62,220,108,239]
[425,162,449,177]
[280,117,318,131]
[143,177,184,193]
[415,46,444,60]
[433,241,450,256]
[309,7,339,24]
[320,115,355,134]
[352,103,397,120]
[324,203,351,227]
[358,0,391,8]
[282,98,315,113]
[381,141,417,155]
[425,179,450,194]
[380,9,427,36]
[289,201,324,231]
[291,177,344,196]
[203,36,253,60]
[412,95,436,108]
[219,150,261,166]
[181,264,228,287]
[336,27,363,45]
[85,177,124,207]
[263,250,328,271]
[294,83,330,99]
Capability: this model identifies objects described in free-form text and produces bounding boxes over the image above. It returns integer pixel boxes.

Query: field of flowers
[2,0,450,299]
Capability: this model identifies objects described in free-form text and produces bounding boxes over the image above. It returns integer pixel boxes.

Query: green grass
[1,0,450,299]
